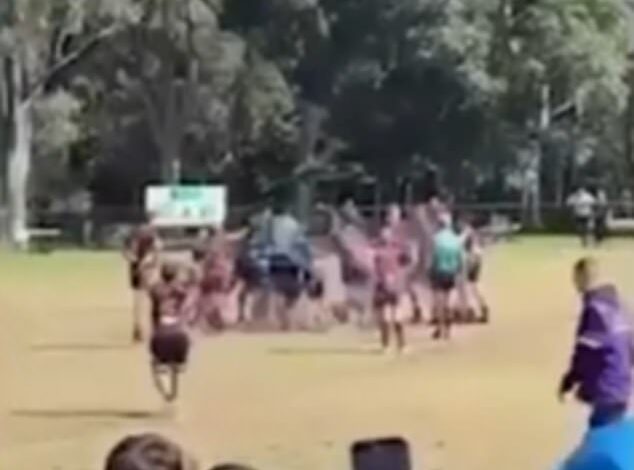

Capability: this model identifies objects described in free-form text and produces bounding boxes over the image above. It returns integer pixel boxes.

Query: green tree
[0,0,131,246]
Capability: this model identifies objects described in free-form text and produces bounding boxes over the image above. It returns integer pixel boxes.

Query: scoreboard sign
[145,185,227,227]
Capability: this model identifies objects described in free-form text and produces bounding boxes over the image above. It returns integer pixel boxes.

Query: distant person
[194,245,234,332]
[384,203,422,323]
[560,418,634,470]
[456,215,489,323]
[594,189,609,245]
[430,213,464,340]
[559,258,633,429]
[123,220,162,342]
[373,225,410,353]
[149,263,191,402]
[105,433,196,470]
[567,187,596,247]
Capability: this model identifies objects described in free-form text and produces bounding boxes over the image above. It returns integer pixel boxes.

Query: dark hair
[104,433,188,470]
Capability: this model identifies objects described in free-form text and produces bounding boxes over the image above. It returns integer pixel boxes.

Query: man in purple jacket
[559,257,634,428]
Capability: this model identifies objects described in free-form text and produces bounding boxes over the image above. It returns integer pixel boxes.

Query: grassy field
[1,238,632,470]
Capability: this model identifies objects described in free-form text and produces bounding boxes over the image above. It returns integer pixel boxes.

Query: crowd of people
[121,195,491,400]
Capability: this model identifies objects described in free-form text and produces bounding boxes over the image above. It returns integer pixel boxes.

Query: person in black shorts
[429,213,464,340]
[149,263,191,402]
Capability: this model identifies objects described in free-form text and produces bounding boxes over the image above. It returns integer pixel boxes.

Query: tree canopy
[1,0,634,240]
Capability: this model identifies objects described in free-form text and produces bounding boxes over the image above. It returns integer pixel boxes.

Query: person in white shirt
[567,186,596,247]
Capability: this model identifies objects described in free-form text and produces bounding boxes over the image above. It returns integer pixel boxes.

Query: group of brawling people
[121,195,490,399]
[330,196,489,353]
[122,200,322,399]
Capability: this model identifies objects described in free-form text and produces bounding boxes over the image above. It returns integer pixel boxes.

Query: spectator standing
[567,187,596,247]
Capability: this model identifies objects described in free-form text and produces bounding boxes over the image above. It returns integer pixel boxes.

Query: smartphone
[351,437,411,470]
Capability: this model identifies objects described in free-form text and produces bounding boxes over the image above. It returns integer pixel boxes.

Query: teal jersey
[431,228,463,275]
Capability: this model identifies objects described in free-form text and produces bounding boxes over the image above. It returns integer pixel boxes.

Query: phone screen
[351,437,411,470]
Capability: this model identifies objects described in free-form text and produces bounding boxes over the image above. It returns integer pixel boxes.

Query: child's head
[573,257,599,294]
[105,433,195,470]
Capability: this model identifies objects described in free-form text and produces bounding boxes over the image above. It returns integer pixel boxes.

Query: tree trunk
[528,83,550,228]
[8,100,33,248]
[295,101,324,224]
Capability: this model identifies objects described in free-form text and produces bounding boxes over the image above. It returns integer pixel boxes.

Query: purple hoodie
[564,285,634,406]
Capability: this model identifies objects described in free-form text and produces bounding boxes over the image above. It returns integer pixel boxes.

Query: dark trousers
[589,403,628,429]
[594,214,608,244]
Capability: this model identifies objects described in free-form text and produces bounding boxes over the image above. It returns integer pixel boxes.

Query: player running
[373,225,410,353]
[149,262,191,403]
[559,257,634,429]
[123,221,161,342]
[429,212,464,340]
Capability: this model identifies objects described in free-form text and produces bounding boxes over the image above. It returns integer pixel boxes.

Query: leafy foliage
[1,0,634,225]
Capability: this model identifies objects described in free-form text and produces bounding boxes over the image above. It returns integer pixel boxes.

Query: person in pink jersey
[373,225,410,352]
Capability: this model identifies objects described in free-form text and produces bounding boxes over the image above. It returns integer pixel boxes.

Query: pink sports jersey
[374,241,406,291]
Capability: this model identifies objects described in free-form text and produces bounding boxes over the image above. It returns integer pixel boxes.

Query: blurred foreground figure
[104,433,197,470]
[559,258,633,429]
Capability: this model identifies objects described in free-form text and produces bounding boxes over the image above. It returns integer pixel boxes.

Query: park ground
[1,238,633,470]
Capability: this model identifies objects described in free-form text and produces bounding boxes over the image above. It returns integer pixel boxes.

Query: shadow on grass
[30,342,132,352]
[11,408,163,420]
[269,347,382,357]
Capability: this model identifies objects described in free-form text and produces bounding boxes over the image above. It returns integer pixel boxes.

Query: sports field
[1,238,631,470]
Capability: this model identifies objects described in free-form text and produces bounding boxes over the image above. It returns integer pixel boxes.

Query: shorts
[430,270,457,292]
[467,262,482,283]
[575,216,592,234]
[269,258,304,300]
[235,256,263,286]
[150,327,190,366]
[374,285,400,309]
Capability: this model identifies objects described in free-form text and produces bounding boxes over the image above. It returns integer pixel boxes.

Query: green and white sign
[145,185,227,227]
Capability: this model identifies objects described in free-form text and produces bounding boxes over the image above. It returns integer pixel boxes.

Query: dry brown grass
[2,238,632,470]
